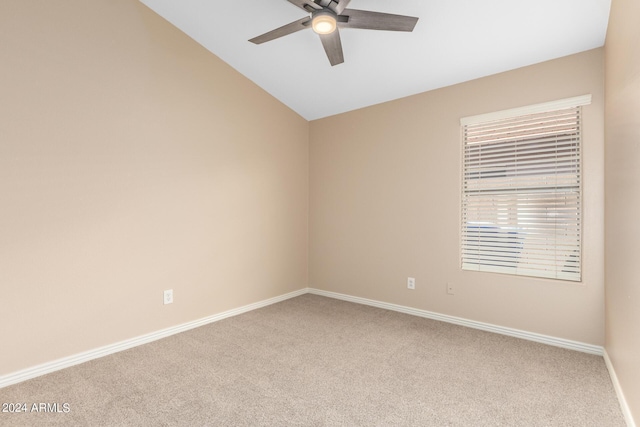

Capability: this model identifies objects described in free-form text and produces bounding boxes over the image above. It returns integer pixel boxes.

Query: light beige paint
[0,0,615,396]
[0,0,308,375]
[310,49,605,345]
[605,0,640,422]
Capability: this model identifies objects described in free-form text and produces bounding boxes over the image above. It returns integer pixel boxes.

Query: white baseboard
[308,288,604,356]
[0,286,608,391]
[0,288,307,389]
[604,350,637,427]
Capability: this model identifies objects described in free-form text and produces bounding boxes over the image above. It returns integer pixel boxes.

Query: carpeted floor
[0,294,625,426]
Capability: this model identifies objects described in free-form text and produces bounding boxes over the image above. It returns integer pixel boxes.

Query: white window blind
[461,96,590,282]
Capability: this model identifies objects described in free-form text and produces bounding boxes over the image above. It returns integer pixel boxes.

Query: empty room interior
[1,0,638,425]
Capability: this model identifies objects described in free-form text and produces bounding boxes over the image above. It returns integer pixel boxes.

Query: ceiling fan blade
[340,9,419,32]
[333,0,351,15]
[286,0,322,12]
[319,28,344,66]
[249,17,311,44]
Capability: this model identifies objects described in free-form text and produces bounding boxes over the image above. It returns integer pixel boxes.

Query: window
[460,95,591,282]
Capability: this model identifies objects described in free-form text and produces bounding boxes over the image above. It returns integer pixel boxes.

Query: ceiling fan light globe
[312,15,337,35]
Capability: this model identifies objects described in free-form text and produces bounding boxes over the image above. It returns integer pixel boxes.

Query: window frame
[459,95,591,282]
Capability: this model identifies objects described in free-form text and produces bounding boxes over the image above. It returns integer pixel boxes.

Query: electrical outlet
[407,277,416,290]
[447,282,455,295]
[163,289,174,305]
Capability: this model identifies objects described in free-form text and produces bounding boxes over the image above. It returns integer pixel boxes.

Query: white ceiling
[139,0,611,121]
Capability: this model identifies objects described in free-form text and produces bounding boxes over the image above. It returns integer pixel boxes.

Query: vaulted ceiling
[140,0,611,120]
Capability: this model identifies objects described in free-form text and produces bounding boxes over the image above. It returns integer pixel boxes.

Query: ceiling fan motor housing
[315,0,335,8]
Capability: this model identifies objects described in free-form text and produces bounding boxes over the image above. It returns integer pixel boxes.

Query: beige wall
[605,0,640,421]
[310,49,605,345]
[0,0,308,375]
[0,0,619,397]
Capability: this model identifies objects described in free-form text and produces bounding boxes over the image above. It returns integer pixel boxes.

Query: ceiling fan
[249,0,419,66]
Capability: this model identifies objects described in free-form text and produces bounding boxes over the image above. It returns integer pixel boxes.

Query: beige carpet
[0,294,625,426]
